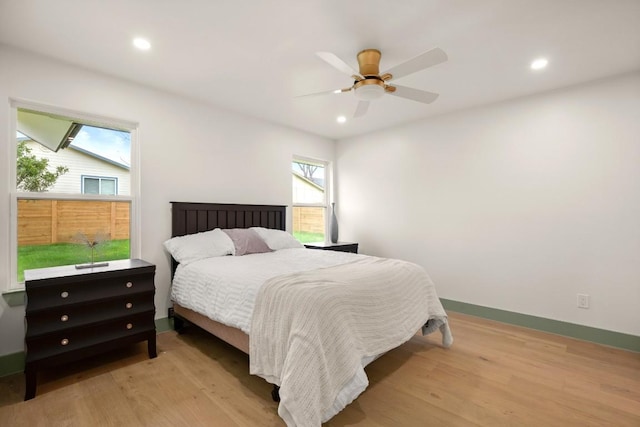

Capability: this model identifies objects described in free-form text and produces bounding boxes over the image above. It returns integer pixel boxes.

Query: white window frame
[7,99,141,291]
[81,175,118,195]
[292,155,332,241]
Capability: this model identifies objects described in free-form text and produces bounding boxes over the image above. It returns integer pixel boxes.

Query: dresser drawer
[26,292,155,338]
[25,311,154,363]
[26,273,154,313]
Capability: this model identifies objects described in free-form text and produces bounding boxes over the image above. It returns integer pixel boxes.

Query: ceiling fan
[300,47,448,118]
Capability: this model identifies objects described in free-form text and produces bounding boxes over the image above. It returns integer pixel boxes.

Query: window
[82,176,118,195]
[9,103,138,287]
[292,157,329,243]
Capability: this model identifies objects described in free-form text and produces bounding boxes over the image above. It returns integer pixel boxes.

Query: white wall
[0,45,335,355]
[336,72,640,336]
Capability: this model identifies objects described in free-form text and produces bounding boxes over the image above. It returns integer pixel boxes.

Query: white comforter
[171,248,366,333]
[171,248,452,426]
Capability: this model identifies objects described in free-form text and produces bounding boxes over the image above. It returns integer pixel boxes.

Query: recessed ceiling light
[336,116,346,124]
[133,37,151,51]
[531,58,548,70]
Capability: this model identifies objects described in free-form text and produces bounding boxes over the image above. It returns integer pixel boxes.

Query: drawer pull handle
[126,282,133,288]
[126,323,133,330]
[61,338,69,346]
[126,302,133,309]
[61,291,69,299]
[60,314,69,322]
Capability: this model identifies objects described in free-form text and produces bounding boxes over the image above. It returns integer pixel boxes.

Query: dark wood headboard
[171,202,287,237]
[170,202,287,275]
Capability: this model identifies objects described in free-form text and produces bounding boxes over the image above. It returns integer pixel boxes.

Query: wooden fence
[18,199,130,246]
[292,206,324,234]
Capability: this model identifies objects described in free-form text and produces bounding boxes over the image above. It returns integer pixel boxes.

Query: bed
[169,202,285,354]
[168,202,452,426]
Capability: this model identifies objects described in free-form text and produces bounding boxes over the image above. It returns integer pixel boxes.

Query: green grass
[293,231,325,244]
[18,239,130,282]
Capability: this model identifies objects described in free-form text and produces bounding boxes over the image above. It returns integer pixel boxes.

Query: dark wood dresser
[24,259,157,400]
[304,241,359,253]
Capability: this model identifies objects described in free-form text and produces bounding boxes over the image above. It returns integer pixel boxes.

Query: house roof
[17,109,79,153]
[68,144,130,170]
[20,136,129,170]
[293,171,324,192]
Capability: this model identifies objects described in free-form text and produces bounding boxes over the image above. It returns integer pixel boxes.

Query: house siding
[23,140,130,195]
[292,174,324,204]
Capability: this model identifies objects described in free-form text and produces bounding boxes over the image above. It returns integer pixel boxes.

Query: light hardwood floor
[1,312,638,426]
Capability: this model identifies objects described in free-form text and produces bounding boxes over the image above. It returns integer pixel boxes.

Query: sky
[71,125,131,166]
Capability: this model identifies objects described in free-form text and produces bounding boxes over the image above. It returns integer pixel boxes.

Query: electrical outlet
[577,294,590,309]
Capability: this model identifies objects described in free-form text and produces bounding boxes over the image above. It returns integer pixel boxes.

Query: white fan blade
[296,87,351,98]
[382,48,447,81]
[316,52,363,79]
[388,85,439,104]
[354,101,370,118]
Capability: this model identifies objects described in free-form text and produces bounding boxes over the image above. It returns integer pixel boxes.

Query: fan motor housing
[357,49,381,76]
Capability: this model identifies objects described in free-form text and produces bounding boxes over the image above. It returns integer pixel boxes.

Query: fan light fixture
[354,83,385,101]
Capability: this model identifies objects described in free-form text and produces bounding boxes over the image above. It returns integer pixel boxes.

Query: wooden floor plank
[0,312,638,426]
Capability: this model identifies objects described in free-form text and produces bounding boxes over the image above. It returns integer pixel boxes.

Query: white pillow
[163,228,234,264]
[250,227,303,250]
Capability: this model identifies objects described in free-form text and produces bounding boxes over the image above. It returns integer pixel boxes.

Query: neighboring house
[21,138,130,196]
[292,170,324,204]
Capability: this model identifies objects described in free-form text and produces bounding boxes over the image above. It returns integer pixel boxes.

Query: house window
[9,103,138,287]
[292,157,329,243]
[82,176,118,195]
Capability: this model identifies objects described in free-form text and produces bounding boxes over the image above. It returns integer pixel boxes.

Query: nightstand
[304,241,359,254]
[24,259,156,400]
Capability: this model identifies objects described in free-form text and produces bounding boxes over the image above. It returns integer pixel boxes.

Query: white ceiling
[1,0,639,140]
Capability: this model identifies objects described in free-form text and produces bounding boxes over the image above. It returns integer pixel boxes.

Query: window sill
[2,289,26,307]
